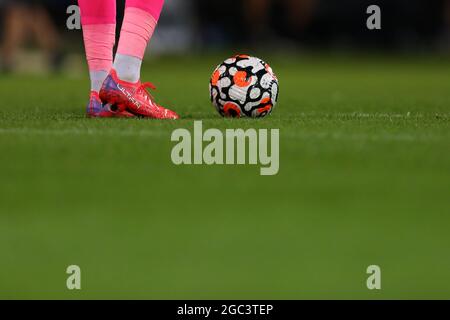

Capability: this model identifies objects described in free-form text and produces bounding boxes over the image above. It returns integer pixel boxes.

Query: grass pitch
[0,54,449,299]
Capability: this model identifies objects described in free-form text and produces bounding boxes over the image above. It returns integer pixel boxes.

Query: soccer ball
[209,55,279,118]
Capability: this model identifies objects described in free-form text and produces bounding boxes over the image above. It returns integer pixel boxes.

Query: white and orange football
[209,55,279,118]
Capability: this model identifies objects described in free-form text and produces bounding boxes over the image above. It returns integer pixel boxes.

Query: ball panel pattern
[209,55,279,118]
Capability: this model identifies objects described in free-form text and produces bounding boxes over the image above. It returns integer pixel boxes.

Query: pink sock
[126,0,165,21]
[78,0,116,91]
[116,0,164,60]
[79,0,116,25]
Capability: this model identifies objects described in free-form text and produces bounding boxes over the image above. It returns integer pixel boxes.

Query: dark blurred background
[0,0,449,73]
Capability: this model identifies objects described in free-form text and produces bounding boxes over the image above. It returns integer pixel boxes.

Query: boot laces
[137,82,158,105]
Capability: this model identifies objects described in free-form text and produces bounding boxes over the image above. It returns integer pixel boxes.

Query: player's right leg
[78,0,134,118]
[99,0,179,119]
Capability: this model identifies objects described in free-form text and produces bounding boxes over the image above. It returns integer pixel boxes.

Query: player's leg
[113,0,164,82]
[78,0,133,117]
[29,4,63,72]
[1,4,28,72]
[99,0,179,119]
[79,0,116,92]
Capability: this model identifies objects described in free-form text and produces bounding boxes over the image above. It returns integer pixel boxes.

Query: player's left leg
[78,0,134,118]
[99,0,179,119]
[1,4,28,72]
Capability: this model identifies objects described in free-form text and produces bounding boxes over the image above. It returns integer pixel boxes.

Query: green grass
[0,54,449,299]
